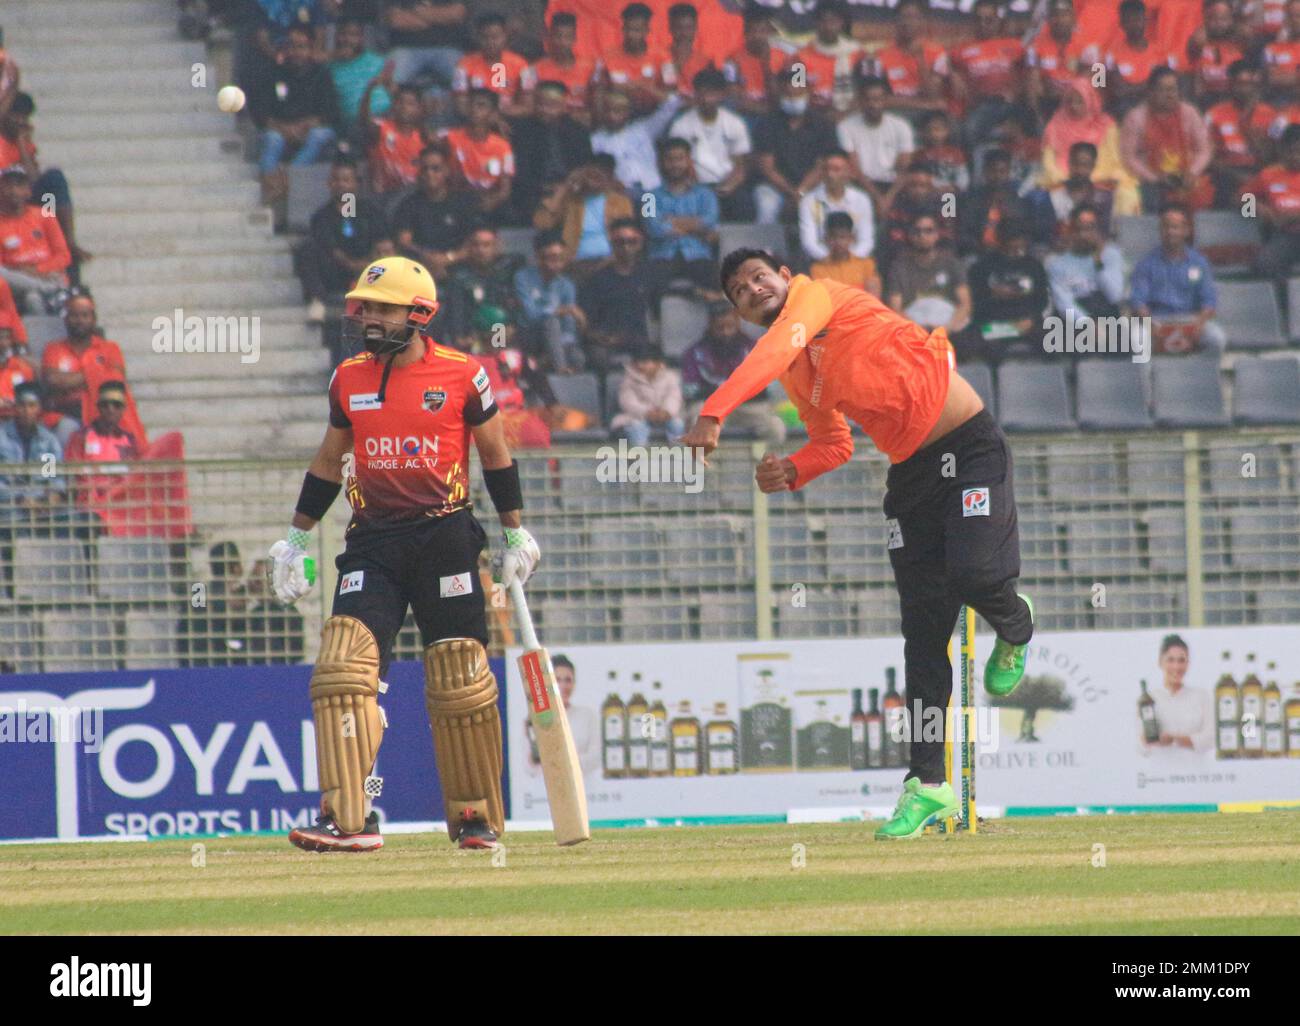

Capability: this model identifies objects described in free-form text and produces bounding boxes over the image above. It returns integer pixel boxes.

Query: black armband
[484,461,524,513]
[295,471,343,521]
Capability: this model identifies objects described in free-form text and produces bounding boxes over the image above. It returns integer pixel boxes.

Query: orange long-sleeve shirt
[700,276,954,488]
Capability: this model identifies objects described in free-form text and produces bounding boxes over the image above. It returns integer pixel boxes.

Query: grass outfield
[2,813,1298,935]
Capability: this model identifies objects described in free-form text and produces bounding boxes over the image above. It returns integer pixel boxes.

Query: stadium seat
[0,619,41,673]
[21,316,66,365]
[1017,509,1066,577]
[12,539,90,603]
[533,596,614,643]
[123,609,181,670]
[602,371,623,424]
[527,521,588,591]
[1197,510,1232,570]
[1143,509,1187,573]
[619,595,690,642]
[1228,507,1300,570]
[1045,440,1123,500]
[666,515,750,586]
[1286,278,1300,341]
[497,228,535,260]
[1194,210,1260,272]
[586,518,664,587]
[1125,443,1185,500]
[823,514,874,581]
[769,514,819,584]
[1214,279,1286,349]
[1203,442,1284,496]
[1203,587,1249,625]
[1257,588,1300,624]
[1103,585,1186,628]
[1066,517,1140,575]
[854,586,901,636]
[546,372,606,440]
[696,591,757,640]
[1231,356,1300,425]
[513,454,562,513]
[557,452,639,514]
[1151,356,1230,427]
[95,538,172,601]
[718,222,786,258]
[286,162,333,233]
[996,361,1076,431]
[775,588,855,638]
[800,458,873,510]
[1115,215,1159,266]
[659,294,709,358]
[1075,359,1154,430]
[40,610,118,672]
[961,361,996,418]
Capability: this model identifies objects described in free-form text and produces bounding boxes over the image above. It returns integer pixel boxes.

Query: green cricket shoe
[874,777,959,840]
[984,593,1033,697]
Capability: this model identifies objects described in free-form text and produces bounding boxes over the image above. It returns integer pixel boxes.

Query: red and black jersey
[328,341,497,530]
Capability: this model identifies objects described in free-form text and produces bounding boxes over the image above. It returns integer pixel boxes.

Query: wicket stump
[937,605,977,834]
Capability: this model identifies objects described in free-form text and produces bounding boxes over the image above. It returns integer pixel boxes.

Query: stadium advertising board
[0,660,508,843]
[506,626,1300,823]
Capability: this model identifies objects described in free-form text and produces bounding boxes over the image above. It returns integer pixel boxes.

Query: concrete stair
[7,0,326,460]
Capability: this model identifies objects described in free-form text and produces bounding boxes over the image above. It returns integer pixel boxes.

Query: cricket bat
[509,579,590,846]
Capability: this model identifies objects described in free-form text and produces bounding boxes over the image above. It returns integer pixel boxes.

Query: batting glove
[493,526,541,588]
[268,527,317,606]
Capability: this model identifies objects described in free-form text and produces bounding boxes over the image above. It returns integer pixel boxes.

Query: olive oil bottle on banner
[850,688,869,770]
[705,702,739,774]
[882,667,907,769]
[866,687,885,768]
[602,688,628,778]
[649,688,671,776]
[738,654,794,772]
[671,701,701,776]
[626,691,650,777]
[1240,654,1264,758]
[1262,663,1285,758]
[1215,651,1240,759]
[1139,680,1160,744]
[795,695,851,771]
[1285,682,1300,757]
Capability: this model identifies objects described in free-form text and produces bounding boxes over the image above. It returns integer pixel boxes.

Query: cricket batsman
[680,249,1034,840]
[268,256,540,853]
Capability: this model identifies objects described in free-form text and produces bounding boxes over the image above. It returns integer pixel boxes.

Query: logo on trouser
[440,571,473,597]
[340,570,364,594]
[962,487,990,517]
[886,517,904,550]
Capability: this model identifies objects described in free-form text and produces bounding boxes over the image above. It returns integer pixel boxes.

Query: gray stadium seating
[585,518,664,587]
[533,596,614,644]
[123,609,180,670]
[696,591,757,640]
[12,539,90,603]
[1075,359,1154,429]
[996,361,1076,431]
[769,514,819,584]
[286,162,332,233]
[1143,509,1188,573]
[40,610,118,672]
[1115,215,1159,266]
[659,294,709,358]
[546,372,606,440]
[666,515,750,586]
[1045,440,1123,500]
[95,538,172,601]
[1204,442,1284,497]
[1257,588,1300,624]
[1194,210,1260,272]
[961,361,996,418]
[1231,356,1300,425]
[1066,518,1139,575]
[527,521,588,591]
[0,619,41,673]
[1286,278,1300,341]
[603,371,623,424]
[20,315,65,366]
[1228,507,1300,570]
[1017,509,1066,577]
[497,228,535,260]
[619,595,690,642]
[1214,279,1286,349]
[1125,444,1185,500]
[823,514,873,581]
[1151,356,1230,427]
[718,222,786,258]
[1203,587,1249,625]
[774,588,856,638]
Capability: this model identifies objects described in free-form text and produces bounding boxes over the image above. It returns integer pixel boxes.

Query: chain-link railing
[1,430,1298,672]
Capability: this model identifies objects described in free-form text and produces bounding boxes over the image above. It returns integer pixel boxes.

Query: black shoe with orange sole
[289,811,383,853]
[455,808,500,850]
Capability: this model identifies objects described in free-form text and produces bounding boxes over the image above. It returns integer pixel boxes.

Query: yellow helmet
[343,256,440,355]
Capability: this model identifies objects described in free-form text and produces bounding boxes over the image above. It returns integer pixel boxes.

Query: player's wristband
[484,461,524,513]
[295,471,342,522]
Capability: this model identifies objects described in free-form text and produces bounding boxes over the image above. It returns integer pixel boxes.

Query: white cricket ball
[217,85,246,114]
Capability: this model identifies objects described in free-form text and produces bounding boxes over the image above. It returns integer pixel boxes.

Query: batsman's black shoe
[455,809,500,851]
[289,811,382,853]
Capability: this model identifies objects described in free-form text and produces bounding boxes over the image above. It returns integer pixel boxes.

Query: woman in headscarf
[1040,76,1141,214]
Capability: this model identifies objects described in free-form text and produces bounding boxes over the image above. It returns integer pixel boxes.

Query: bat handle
[508,578,541,651]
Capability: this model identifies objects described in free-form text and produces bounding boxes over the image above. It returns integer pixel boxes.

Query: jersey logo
[365,265,386,284]
[422,387,447,413]
[349,392,382,411]
[439,572,473,597]
[962,487,990,517]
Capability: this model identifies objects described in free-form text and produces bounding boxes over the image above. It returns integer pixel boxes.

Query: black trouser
[882,410,1032,783]
[330,508,489,677]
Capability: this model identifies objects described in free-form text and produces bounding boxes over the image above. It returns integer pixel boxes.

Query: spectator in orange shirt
[1207,61,1276,206]
[600,2,672,115]
[725,7,785,120]
[0,93,89,284]
[1249,123,1300,277]
[360,70,427,194]
[0,325,35,419]
[453,11,535,121]
[40,294,145,448]
[792,0,865,117]
[1026,0,1099,118]
[440,89,516,222]
[1104,0,1176,118]
[952,0,1027,149]
[1187,0,1248,105]
[869,0,950,117]
[64,380,144,512]
[810,212,882,296]
[1263,0,1300,98]
[661,3,715,100]
[0,276,27,357]
[530,12,599,124]
[0,164,71,316]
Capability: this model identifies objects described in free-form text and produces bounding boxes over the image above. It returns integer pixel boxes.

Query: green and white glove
[268,526,317,606]
[493,526,541,588]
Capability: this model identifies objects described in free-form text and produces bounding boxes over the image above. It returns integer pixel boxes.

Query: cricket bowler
[269,256,540,852]
[680,249,1034,840]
